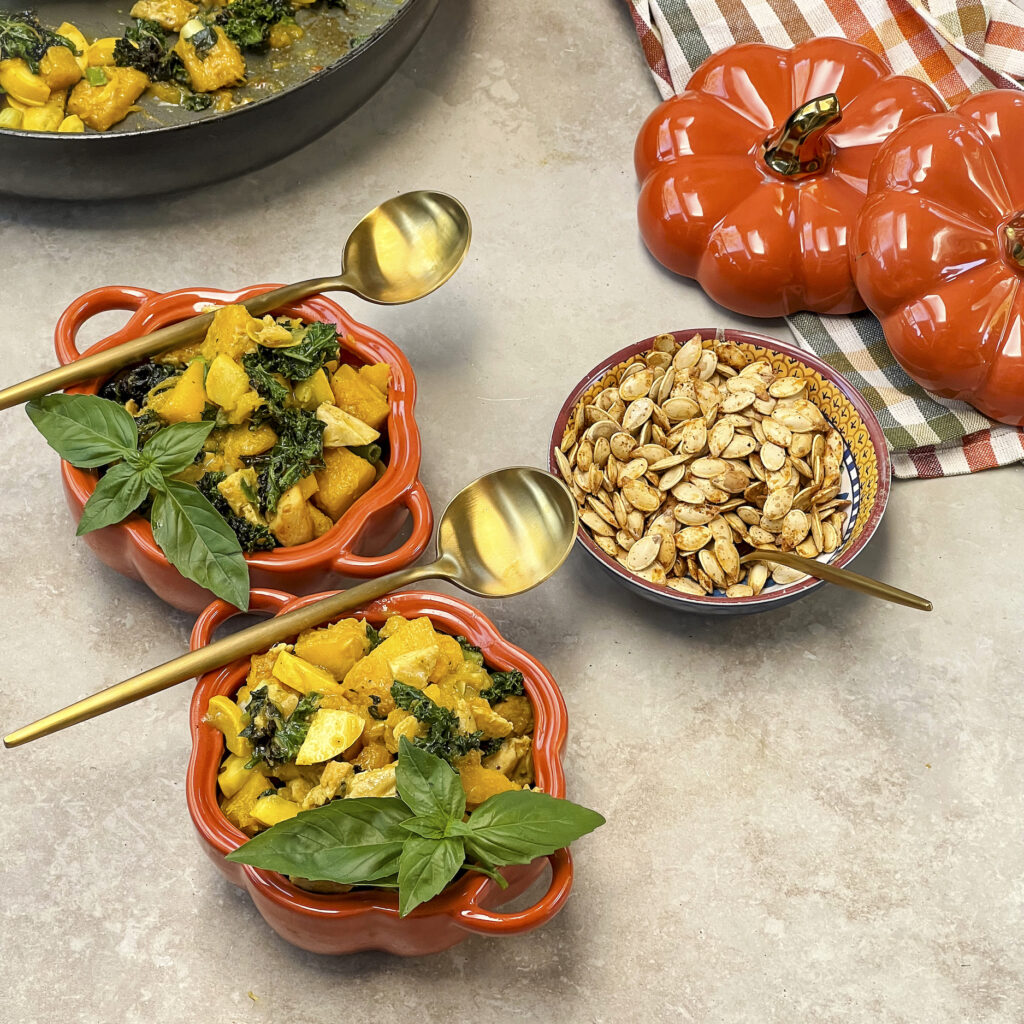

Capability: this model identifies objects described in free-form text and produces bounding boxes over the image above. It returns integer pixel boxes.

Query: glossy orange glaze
[635,37,944,317]
[852,90,1024,425]
[54,284,433,612]
[186,589,574,956]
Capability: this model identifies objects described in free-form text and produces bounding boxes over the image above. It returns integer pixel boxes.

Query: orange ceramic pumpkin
[852,90,1024,425]
[635,37,944,317]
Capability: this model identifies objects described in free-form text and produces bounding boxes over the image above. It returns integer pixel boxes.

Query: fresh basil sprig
[27,393,250,610]
[226,737,605,916]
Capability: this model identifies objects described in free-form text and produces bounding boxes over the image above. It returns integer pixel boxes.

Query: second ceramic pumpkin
[634,37,944,317]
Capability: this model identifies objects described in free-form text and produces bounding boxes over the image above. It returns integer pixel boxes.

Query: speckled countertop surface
[1,2,1023,1022]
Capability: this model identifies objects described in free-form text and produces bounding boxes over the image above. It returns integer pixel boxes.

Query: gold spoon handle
[742,550,932,611]
[3,560,445,749]
[0,275,345,412]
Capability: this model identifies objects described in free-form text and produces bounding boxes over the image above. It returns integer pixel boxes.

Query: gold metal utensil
[3,468,577,749]
[738,549,932,611]
[0,190,471,412]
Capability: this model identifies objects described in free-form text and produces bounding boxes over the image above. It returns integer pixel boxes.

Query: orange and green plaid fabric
[626,0,1024,478]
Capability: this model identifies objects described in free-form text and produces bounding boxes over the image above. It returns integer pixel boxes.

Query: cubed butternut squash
[39,46,82,90]
[329,364,389,431]
[311,447,375,521]
[294,618,368,679]
[358,362,391,395]
[145,359,206,423]
[268,483,315,547]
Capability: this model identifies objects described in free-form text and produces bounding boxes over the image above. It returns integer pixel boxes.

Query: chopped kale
[249,321,340,381]
[365,622,383,652]
[100,362,179,408]
[479,669,525,705]
[196,471,277,552]
[241,353,290,418]
[245,407,325,516]
[0,11,78,72]
[241,687,321,769]
[113,18,189,85]
[390,680,485,766]
[133,409,166,448]
[186,21,218,59]
[367,694,387,720]
[455,636,483,666]
[182,91,214,111]
[215,0,294,49]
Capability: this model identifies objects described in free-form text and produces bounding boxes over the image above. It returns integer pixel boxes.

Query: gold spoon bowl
[0,190,471,412]
[4,467,577,749]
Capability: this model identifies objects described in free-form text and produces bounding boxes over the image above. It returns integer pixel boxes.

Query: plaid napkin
[626,0,1024,478]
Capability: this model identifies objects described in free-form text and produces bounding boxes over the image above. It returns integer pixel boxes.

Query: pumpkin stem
[1004,213,1024,270]
[762,93,842,179]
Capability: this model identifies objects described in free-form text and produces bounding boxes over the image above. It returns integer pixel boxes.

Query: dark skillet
[0,0,438,200]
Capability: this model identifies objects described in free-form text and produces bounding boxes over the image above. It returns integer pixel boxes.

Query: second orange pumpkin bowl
[186,588,574,956]
[53,284,433,613]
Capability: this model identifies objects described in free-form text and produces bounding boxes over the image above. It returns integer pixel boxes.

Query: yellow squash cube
[205,695,252,758]
[459,762,520,809]
[268,484,315,547]
[217,752,266,797]
[292,369,334,410]
[86,38,119,67]
[295,709,364,765]
[205,353,251,411]
[272,650,344,696]
[251,793,301,827]
[0,59,49,106]
[221,772,272,832]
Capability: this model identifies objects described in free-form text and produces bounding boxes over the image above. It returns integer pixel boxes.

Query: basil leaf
[399,812,451,840]
[26,394,137,468]
[395,736,465,821]
[76,461,150,535]
[397,836,464,917]
[150,479,249,610]
[143,420,214,474]
[226,798,411,884]
[464,791,605,867]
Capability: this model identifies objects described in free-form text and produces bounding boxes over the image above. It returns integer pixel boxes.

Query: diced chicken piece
[301,760,354,809]
[482,735,532,778]
[130,0,198,31]
[345,764,397,799]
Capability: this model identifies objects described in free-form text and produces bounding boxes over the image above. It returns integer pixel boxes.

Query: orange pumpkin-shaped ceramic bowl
[186,588,574,956]
[54,284,433,613]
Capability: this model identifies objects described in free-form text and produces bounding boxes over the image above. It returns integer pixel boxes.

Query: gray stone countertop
[1,2,1022,1022]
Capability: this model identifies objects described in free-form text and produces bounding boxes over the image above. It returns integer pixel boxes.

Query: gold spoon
[738,549,932,611]
[3,467,577,749]
[0,190,471,412]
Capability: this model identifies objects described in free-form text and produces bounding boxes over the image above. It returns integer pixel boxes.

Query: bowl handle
[54,285,159,366]
[330,479,434,576]
[453,848,574,936]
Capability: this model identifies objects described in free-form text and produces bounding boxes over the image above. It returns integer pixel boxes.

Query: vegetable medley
[100,302,390,552]
[0,1,339,133]
[206,614,537,849]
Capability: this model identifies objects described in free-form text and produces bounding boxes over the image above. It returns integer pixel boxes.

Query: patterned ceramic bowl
[54,284,433,613]
[549,328,890,615]
[186,588,574,956]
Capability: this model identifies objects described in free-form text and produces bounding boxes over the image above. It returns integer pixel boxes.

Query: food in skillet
[26,303,390,608]
[206,614,602,916]
[0,2,352,132]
